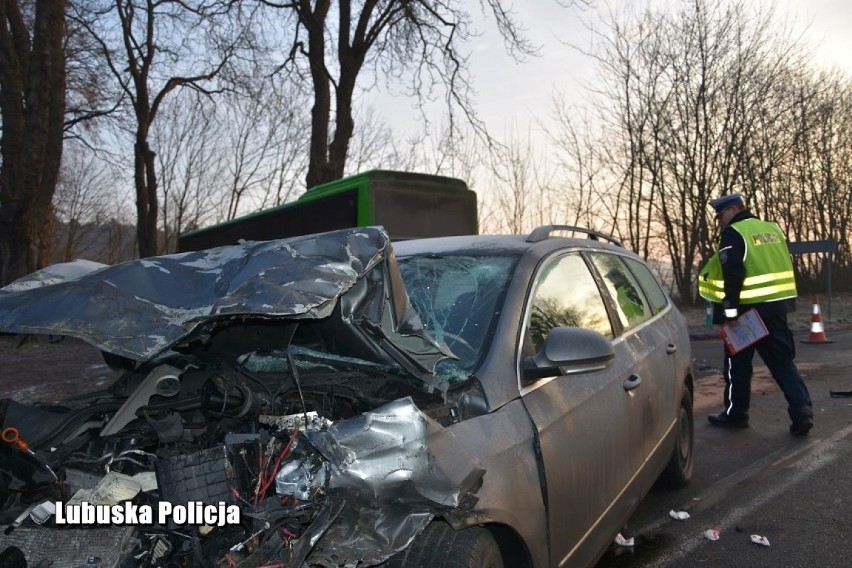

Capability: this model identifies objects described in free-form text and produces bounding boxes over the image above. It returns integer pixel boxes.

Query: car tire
[660,386,694,488]
[382,522,503,568]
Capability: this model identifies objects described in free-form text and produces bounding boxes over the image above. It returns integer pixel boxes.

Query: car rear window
[587,253,653,332]
[624,257,669,314]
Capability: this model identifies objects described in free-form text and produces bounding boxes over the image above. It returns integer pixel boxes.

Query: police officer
[698,193,813,435]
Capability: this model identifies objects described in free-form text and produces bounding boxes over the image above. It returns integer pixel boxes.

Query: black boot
[789,418,813,436]
[707,412,749,429]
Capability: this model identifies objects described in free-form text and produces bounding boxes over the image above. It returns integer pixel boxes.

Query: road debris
[704,528,721,541]
[669,509,690,520]
[614,533,635,547]
[750,534,771,547]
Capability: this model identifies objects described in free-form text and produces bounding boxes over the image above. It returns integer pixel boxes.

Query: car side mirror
[522,327,615,382]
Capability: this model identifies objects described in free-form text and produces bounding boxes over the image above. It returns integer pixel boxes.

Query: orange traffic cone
[802,295,833,344]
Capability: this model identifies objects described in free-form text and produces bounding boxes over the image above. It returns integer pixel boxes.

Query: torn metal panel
[0,228,386,359]
[0,259,108,292]
[299,397,485,565]
[0,228,450,377]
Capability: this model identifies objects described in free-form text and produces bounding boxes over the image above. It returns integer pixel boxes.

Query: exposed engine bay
[0,337,485,567]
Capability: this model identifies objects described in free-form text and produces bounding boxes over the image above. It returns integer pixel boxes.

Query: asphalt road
[596,329,852,568]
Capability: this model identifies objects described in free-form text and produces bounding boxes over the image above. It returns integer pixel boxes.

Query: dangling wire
[255,428,300,505]
[285,349,310,430]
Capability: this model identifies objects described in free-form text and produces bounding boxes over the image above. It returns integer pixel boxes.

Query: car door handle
[623,374,642,391]
[666,343,677,354]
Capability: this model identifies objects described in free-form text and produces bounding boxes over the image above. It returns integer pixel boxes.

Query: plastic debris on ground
[614,533,635,547]
[750,534,771,547]
[704,528,721,541]
[669,509,690,520]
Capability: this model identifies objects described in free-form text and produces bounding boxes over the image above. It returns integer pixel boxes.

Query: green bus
[178,170,478,252]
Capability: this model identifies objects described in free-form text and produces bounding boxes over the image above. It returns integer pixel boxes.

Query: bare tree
[65,0,126,138]
[75,0,256,257]
[99,215,137,264]
[52,143,117,261]
[0,0,66,285]
[367,115,486,187]
[547,97,611,230]
[263,0,540,189]
[218,81,310,219]
[257,80,312,209]
[555,0,813,301]
[152,75,310,252]
[344,104,395,175]
[153,93,222,251]
[773,68,852,289]
[485,125,555,234]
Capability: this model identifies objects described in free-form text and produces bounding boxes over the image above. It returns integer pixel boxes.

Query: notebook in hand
[720,309,769,355]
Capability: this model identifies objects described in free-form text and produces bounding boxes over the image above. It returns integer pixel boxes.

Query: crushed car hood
[0,227,452,385]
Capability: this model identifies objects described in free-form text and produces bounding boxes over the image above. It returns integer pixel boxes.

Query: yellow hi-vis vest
[698,218,797,304]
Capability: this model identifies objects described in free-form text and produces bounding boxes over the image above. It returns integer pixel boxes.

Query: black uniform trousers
[721,314,813,424]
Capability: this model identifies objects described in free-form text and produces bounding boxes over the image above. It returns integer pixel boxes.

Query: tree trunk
[134,133,159,258]
[328,69,357,182]
[0,0,67,286]
[303,1,333,189]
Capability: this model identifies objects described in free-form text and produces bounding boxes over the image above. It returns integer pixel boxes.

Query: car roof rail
[526,225,624,247]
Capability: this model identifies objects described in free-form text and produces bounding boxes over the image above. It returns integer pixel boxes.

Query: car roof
[393,234,532,256]
[393,225,630,259]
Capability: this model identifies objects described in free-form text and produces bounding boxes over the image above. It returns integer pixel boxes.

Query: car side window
[624,257,669,314]
[526,253,613,353]
[588,253,652,332]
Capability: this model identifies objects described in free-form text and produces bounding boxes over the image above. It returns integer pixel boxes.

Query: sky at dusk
[376,0,852,140]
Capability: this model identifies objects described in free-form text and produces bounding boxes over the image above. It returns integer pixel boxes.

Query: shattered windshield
[397,255,516,376]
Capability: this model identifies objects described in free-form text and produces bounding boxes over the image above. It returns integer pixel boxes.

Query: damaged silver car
[0,225,694,567]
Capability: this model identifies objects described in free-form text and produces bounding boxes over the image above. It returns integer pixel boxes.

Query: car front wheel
[382,522,503,568]
[660,385,694,488]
